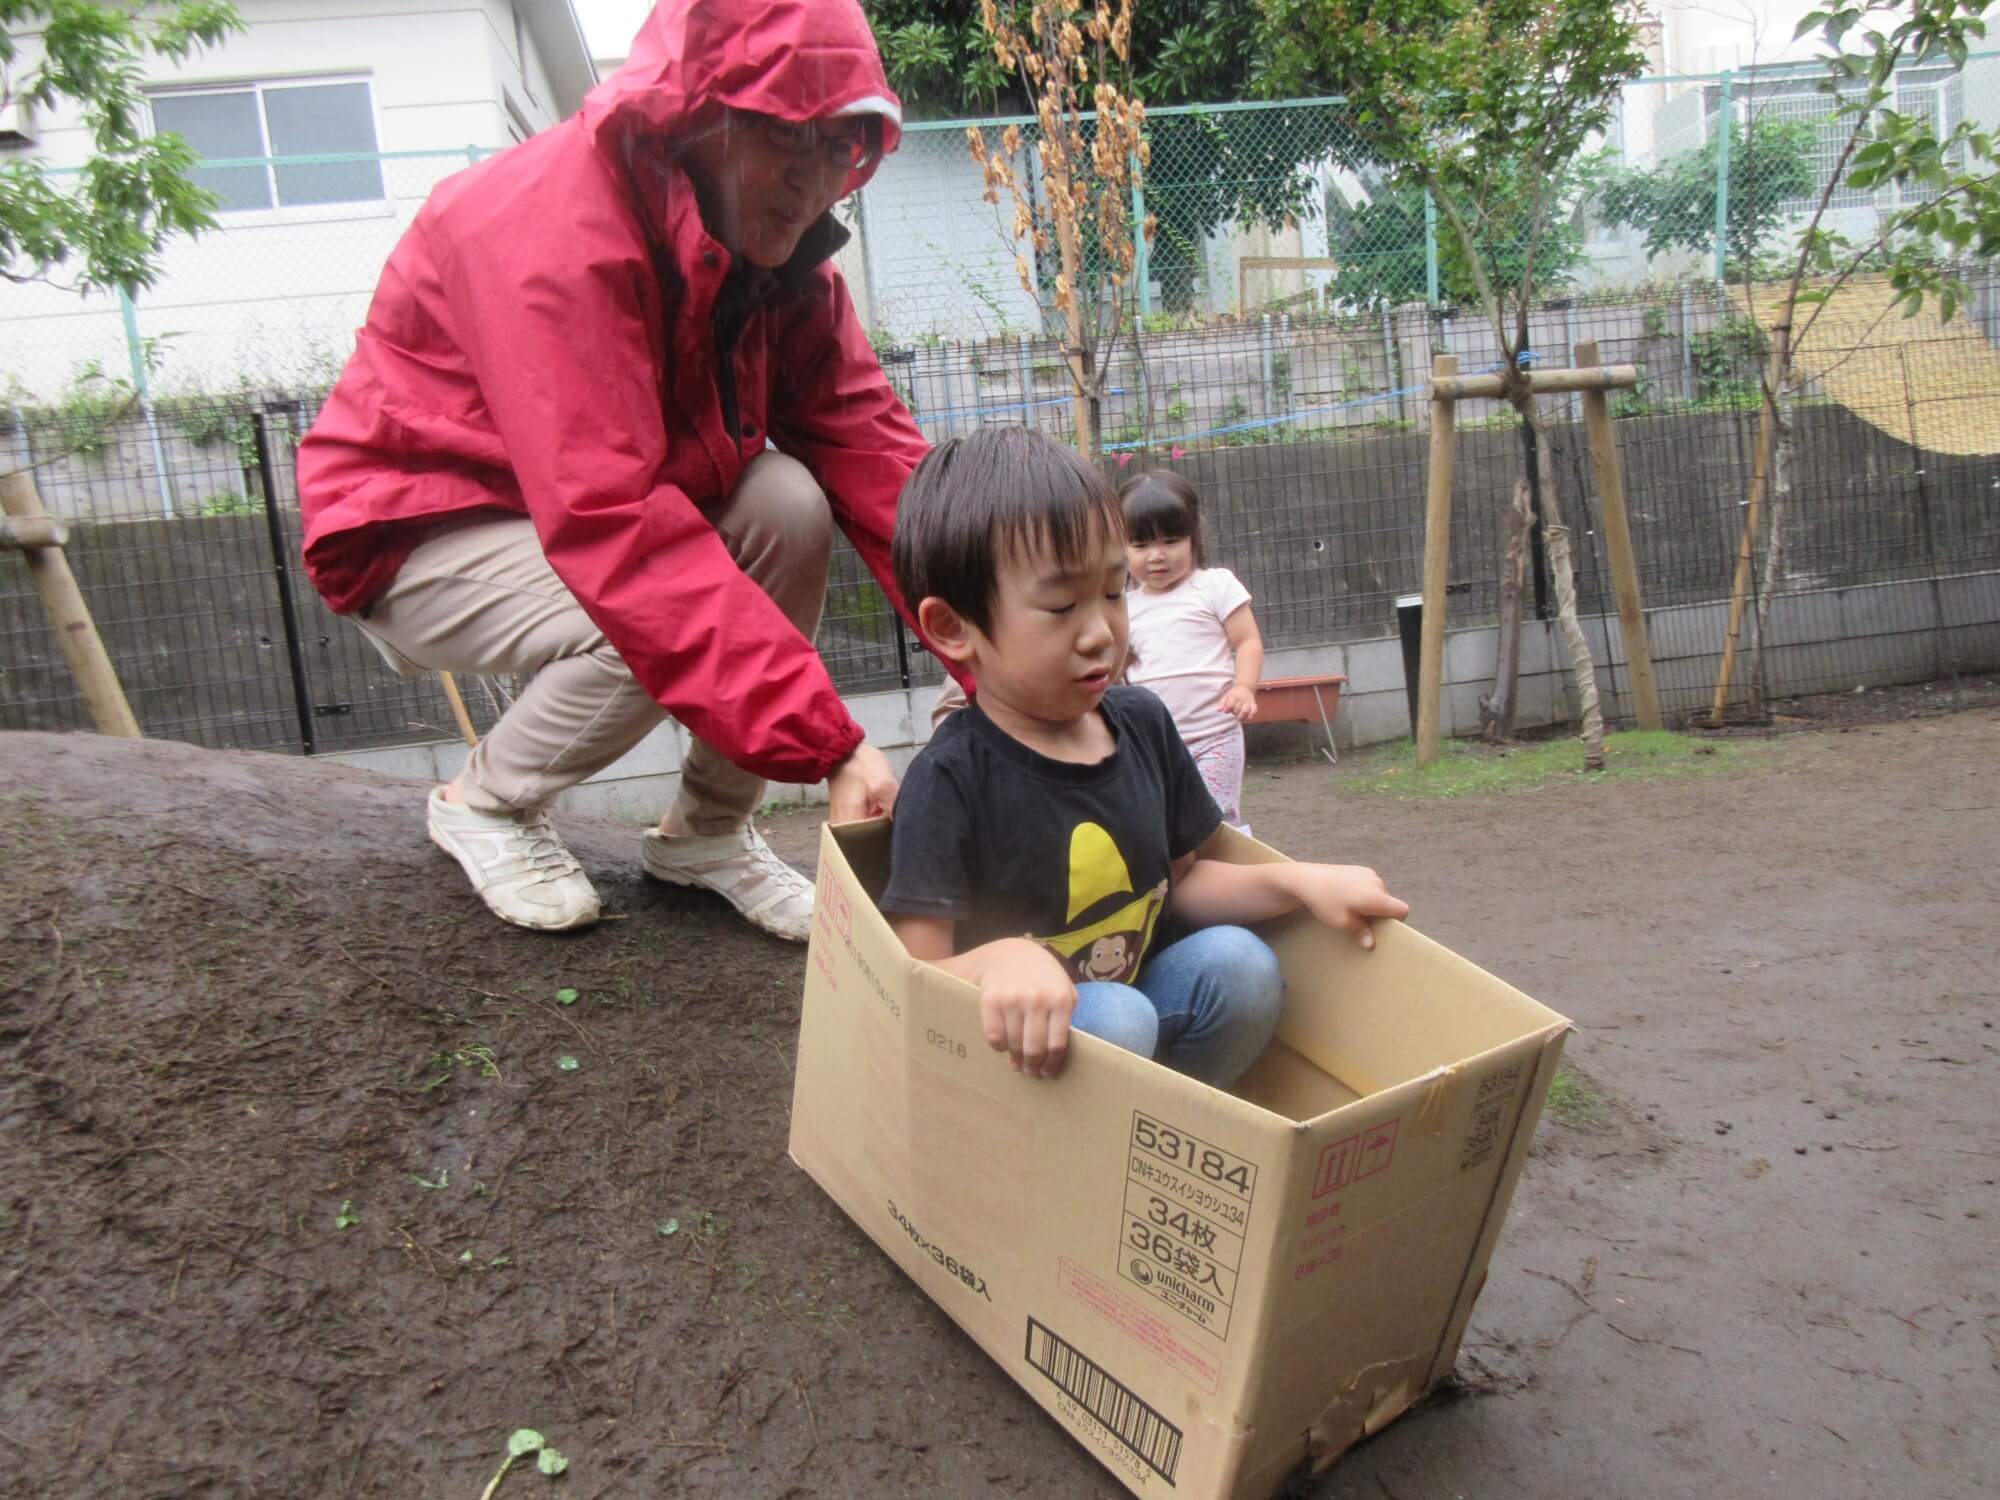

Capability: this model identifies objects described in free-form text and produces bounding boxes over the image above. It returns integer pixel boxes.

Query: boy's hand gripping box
[788,821,1570,1500]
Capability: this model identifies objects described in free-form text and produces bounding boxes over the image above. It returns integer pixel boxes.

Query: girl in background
[1119,471,1265,833]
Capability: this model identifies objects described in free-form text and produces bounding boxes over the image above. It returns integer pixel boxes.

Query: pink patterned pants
[1188,724,1248,833]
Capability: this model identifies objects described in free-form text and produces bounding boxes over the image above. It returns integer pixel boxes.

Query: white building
[1592,48,2000,290]
[846,127,1044,343]
[1,0,595,398]
[849,118,1349,343]
[1583,9,1999,288]
[6,5,1373,384]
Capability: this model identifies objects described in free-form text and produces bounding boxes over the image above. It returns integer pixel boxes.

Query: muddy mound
[0,732,1106,1498]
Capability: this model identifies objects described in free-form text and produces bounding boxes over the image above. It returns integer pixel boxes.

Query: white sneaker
[640,824,813,941]
[426,790,601,931]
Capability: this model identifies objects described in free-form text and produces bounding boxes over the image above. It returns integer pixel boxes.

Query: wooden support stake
[0,515,68,550]
[1,469,142,737]
[1430,365,1640,401]
[438,671,480,748]
[1575,342,1662,731]
[1416,354,1458,768]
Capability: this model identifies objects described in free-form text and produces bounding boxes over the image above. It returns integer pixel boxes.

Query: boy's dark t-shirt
[881,686,1222,985]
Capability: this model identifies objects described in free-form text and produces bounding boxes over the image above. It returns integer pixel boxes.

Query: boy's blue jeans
[1072,925,1284,1087]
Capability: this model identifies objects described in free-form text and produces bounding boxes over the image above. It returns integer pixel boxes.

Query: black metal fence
[3,404,472,753]
[5,281,1998,754]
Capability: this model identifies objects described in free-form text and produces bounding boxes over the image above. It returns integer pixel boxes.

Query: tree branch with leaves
[1708,0,1999,722]
[2,0,242,294]
[1598,114,1819,278]
[1262,0,1647,766]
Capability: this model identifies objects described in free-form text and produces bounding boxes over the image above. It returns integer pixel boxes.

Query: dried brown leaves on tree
[967,0,1154,456]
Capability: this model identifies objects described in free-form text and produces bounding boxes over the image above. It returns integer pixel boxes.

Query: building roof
[521,0,599,117]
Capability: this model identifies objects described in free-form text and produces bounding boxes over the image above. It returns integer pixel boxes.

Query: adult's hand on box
[828,741,898,823]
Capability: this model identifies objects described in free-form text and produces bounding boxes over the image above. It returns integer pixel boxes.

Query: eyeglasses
[758,115,882,175]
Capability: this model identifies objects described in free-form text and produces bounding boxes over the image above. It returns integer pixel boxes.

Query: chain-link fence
[861,53,2000,342]
[1586,56,1999,290]
[0,390,914,751]
[1,150,487,403]
[6,55,1999,753]
[877,279,2000,709]
[3,58,1997,394]
[0,397,469,753]
[8,275,1998,750]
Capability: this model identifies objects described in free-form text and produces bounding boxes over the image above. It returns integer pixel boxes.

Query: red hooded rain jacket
[298,0,930,787]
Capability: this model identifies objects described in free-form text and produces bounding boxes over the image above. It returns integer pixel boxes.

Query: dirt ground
[1,702,1995,1499]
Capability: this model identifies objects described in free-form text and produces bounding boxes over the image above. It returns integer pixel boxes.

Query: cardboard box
[789,821,1569,1500]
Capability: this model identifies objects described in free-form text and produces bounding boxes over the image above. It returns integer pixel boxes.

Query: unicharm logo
[1150,1268,1217,1317]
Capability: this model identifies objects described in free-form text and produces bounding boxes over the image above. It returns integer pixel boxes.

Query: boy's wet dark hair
[894,425,1125,634]
[1118,470,1204,566]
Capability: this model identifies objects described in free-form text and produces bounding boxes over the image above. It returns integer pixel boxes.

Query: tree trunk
[1482,475,1533,741]
[1055,215,1096,458]
[1708,314,1794,724]
[1746,386,1795,713]
[1513,393,1606,769]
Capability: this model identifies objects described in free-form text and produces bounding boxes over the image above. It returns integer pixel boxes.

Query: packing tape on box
[1414,1063,1461,1136]
[1306,1360,1421,1461]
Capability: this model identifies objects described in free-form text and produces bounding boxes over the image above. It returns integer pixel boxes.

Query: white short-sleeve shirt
[1125,567,1253,745]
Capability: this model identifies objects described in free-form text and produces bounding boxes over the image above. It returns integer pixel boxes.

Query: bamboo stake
[438,672,480,748]
[1430,365,1639,401]
[1575,342,1662,731]
[0,515,67,550]
[1416,354,1458,768]
[1,469,142,737]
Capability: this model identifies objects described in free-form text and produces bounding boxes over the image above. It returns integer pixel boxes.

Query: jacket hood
[581,0,904,192]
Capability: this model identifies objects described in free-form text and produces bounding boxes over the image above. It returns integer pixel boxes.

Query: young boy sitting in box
[882,426,1409,1085]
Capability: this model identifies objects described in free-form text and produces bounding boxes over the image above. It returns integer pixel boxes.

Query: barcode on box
[1025,1318,1183,1484]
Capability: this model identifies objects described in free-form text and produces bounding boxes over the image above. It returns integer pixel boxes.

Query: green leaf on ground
[555,987,578,1005]
[557,1056,579,1072]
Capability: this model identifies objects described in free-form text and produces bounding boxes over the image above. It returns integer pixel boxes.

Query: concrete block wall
[324,568,2000,824]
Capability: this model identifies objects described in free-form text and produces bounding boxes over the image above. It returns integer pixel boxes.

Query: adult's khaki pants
[930,673,968,728]
[354,452,832,833]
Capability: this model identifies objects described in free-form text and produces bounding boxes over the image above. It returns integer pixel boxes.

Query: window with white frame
[1726,64,1973,218]
[1756,89,1873,214]
[149,78,384,212]
[1893,68,1966,190]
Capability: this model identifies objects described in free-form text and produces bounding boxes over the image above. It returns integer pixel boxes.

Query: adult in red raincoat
[298,0,940,940]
